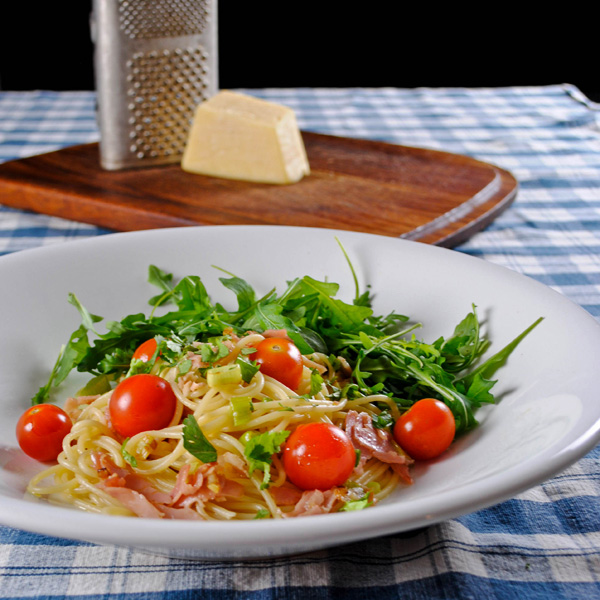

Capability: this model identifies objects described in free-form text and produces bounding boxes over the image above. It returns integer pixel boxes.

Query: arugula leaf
[32,324,93,405]
[458,317,544,389]
[244,430,290,489]
[218,275,257,315]
[461,372,497,407]
[440,306,487,372]
[296,276,373,334]
[76,374,113,397]
[148,265,175,306]
[68,293,103,333]
[182,415,217,463]
[171,276,213,314]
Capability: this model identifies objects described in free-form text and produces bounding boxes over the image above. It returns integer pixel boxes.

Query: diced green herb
[372,410,394,430]
[244,430,290,489]
[207,364,242,387]
[340,494,371,512]
[237,356,260,383]
[121,438,138,468]
[182,415,217,463]
[177,359,193,375]
[230,397,254,426]
[309,369,324,396]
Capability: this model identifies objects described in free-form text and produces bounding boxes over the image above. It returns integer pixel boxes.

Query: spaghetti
[27,331,411,520]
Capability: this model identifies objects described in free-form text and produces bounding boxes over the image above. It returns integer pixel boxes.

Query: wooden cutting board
[0,132,517,247]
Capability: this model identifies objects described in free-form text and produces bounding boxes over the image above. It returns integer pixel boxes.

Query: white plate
[1,225,599,560]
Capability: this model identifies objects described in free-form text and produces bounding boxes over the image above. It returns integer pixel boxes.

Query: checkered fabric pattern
[1,85,599,599]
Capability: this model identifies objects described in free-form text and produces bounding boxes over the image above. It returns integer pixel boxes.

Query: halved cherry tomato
[393,398,456,460]
[132,338,158,362]
[16,404,72,462]
[282,422,356,490]
[108,374,177,438]
[252,337,303,391]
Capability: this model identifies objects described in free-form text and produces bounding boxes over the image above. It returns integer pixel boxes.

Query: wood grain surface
[0,132,517,247]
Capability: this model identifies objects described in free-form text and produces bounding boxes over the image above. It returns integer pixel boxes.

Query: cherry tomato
[282,422,356,490]
[108,374,177,438]
[252,337,303,390]
[16,404,72,462]
[132,338,158,362]
[393,398,456,460]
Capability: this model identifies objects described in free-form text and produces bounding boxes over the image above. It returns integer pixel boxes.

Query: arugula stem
[335,236,361,302]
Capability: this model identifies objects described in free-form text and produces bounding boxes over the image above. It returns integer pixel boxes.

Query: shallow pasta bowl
[0,225,599,559]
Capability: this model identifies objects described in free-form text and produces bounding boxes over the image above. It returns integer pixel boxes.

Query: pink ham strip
[284,489,339,517]
[64,395,99,421]
[270,485,303,506]
[171,462,244,509]
[262,329,290,339]
[98,482,165,519]
[345,410,414,484]
[93,451,245,520]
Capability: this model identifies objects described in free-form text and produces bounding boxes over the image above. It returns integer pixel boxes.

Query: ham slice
[64,395,99,420]
[345,410,413,484]
[98,483,165,519]
[262,329,290,339]
[285,489,340,517]
[171,463,244,509]
[270,485,303,506]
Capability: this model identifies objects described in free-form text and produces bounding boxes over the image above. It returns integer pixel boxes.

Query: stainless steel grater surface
[92,0,218,170]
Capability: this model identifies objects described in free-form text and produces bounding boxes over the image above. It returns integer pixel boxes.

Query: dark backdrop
[0,2,597,101]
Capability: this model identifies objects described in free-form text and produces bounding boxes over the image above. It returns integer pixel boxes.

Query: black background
[0,2,597,101]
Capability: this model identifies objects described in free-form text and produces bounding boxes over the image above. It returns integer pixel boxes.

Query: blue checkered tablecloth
[0,85,599,599]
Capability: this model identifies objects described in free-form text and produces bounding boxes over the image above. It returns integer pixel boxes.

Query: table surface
[1,84,599,599]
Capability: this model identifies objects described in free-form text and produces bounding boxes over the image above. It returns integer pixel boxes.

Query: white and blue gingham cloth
[1,85,599,599]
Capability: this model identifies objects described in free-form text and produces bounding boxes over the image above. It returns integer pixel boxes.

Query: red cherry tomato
[252,337,303,390]
[133,338,158,362]
[282,422,356,490]
[16,404,72,462]
[393,398,456,460]
[108,374,177,438]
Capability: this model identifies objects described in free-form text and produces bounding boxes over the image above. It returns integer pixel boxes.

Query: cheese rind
[181,91,310,184]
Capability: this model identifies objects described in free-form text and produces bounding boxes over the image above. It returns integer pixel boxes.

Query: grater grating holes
[126,47,210,160]
[119,0,209,40]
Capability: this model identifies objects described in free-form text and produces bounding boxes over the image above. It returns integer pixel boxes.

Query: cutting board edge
[0,137,519,247]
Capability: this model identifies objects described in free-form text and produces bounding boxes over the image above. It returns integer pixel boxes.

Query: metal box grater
[91,0,218,170]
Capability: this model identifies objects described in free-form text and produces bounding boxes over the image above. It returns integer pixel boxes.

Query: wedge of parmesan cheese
[181,90,310,184]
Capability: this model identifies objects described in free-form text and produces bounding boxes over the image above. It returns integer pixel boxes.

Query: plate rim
[1,224,599,557]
